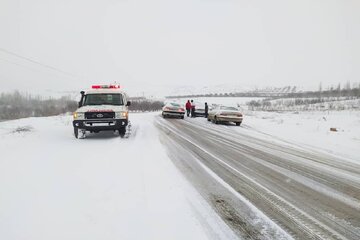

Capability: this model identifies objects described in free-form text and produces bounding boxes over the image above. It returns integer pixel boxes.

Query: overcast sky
[0,0,359,96]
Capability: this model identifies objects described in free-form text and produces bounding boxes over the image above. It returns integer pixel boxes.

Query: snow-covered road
[156,116,360,240]
[0,113,235,240]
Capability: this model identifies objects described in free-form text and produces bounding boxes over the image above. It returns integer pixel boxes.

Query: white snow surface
[0,113,236,240]
[1,108,359,239]
[241,110,360,162]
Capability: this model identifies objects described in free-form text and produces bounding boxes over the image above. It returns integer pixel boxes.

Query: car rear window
[220,106,238,111]
[170,103,181,107]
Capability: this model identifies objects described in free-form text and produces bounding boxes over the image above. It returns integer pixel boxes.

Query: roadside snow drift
[242,110,360,162]
[0,113,235,240]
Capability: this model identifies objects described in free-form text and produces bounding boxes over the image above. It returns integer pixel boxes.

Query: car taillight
[179,108,185,112]
[164,107,170,111]
[237,114,243,117]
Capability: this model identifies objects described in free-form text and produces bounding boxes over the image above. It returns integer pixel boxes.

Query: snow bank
[242,110,360,162]
[0,113,235,240]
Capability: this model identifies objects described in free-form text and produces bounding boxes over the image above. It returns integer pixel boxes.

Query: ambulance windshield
[83,94,124,106]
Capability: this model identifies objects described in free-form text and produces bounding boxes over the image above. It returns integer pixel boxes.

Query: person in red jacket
[185,100,191,117]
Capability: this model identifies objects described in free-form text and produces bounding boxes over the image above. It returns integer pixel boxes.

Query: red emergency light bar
[92,84,121,89]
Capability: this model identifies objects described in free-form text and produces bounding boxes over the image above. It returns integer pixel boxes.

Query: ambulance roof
[85,88,126,95]
[84,85,127,95]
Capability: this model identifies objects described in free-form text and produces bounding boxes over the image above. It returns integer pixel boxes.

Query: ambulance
[72,84,131,138]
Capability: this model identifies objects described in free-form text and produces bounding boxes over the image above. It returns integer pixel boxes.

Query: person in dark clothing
[185,100,191,117]
[190,100,196,118]
[204,102,209,118]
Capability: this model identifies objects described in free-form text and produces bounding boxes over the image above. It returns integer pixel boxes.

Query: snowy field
[0,113,236,240]
[0,109,359,239]
[242,110,360,162]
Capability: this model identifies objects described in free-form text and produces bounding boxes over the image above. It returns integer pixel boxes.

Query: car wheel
[213,116,219,124]
[181,116,184,119]
[236,122,241,126]
[207,117,211,122]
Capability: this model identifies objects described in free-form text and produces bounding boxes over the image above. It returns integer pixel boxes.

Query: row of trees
[284,82,360,99]
[166,92,281,99]
[166,82,360,99]
[0,91,165,120]
[129,99,163,112]
[247,97,360,111]
[0,91,77,120]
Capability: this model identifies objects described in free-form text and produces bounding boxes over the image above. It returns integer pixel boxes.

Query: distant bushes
[129,99,163,112]
[0,91,77,120]
[0,92,164,120]
[247,97,360,111]
[246,83,360,111]
[166,83,360,99]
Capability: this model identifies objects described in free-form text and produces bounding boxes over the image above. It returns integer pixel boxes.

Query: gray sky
[0,0,359,97]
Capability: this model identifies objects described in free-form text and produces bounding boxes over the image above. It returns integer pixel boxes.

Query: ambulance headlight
[116,111,128,118]
[73,112,84,120]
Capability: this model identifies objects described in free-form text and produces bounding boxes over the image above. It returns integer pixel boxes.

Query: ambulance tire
[119,127,126,138]
[74,127,79,139]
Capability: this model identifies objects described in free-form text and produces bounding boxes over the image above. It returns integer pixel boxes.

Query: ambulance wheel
[119,127,126,138]
[74,127,79,139]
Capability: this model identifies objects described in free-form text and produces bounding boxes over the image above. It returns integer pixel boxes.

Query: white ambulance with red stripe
[72,85,131,138]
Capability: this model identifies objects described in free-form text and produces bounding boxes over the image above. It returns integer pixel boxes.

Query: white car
[162,102,185,119]
[207,106,243,126]
[72,85,131,138]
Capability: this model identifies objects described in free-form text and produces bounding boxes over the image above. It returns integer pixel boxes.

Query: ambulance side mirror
[79,91,85,108]
[126,101,131,106]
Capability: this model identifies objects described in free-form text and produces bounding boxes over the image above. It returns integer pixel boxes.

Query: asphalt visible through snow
[156,116,360,240]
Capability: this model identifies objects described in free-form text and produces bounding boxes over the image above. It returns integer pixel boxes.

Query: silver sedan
[207,106,243,126]
[162,102,185,119]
